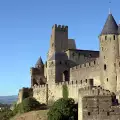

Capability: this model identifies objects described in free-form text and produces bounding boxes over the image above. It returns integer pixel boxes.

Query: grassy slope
[11,110,48,120]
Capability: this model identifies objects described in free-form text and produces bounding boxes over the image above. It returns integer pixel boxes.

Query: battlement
[79,86,112,97]
[71,58,99,71]
[32,84,47,89]
[52,24,68,32]
[55,79,93,86]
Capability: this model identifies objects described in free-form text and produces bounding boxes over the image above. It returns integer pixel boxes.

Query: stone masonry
[17,12,120,120]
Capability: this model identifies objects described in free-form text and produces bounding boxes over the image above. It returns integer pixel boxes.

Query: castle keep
[18,12,120,120]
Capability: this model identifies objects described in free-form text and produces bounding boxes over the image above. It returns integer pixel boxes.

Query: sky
[0,0,120,96]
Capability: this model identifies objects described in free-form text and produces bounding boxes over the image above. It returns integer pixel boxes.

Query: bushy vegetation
[47,98,78,120]
[0,110,14,120]
[62,84,69,99]
[13,97,45,114]
[0,97,47,120]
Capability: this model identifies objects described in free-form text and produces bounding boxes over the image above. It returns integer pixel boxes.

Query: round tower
[118,23,120,54]
[99,13,119,93]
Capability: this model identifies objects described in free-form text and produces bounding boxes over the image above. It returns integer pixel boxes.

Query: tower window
[104,64,107,70]
[88,112,90,116]
[107,78,108,82]
[105,36,107,40]
[86,79,87,83]
[113,35,115,40]
[107,112,110,116]
[81,80,82,84]
[116,76,117,81]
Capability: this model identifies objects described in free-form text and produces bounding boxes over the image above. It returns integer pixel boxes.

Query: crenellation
[70,58,99,71]
[52,24,68,32]
[18,12,120,120]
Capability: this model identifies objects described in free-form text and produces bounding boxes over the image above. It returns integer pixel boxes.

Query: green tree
[47,98,78,120]
[13,97,41,114]
[62,84,69,99]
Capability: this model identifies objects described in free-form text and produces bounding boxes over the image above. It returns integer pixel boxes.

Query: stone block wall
[70,58,100,86]
[33,84,48,104]
[17,87,33,104]
[33,79,94,105]
[78,86,120,120]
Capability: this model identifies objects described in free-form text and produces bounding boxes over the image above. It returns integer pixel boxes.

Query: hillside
[11,110,48,120]
[0,95,18,104]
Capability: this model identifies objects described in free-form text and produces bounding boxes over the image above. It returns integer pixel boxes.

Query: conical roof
[35,57,44,68]
[118,24,120,34]
[100,13,118,35]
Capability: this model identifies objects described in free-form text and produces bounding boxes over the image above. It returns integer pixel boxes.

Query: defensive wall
[17,87,33,104]
[70,58,100,86]
[78,86,120,120]
[32,78,94,104]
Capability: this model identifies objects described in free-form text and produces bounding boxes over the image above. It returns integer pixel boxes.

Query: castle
[17,12,120,120]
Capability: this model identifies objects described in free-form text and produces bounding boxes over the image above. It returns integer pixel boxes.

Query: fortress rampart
[32,79,94,104]
[52,24,68,32]
[70,58,100,86]
[17,87,33,104]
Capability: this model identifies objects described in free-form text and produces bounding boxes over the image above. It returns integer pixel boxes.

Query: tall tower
[47,24,69,84]
[30,57,46,87]
[47,24,68,59]
[99,13,119,93]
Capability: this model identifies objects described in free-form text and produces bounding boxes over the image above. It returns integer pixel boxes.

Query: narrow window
[107,78,108,82]
[60,61,61,64]
[105,36,107,40]
[86,79,87,83]
[76,80,77,84]
[88,112,90,116]
[104,56,105,59]
[81,80,82,84]
[113,35,115,40]
[94,61,96,64]
[116,76,117,81]
[104,64,107,70]
[107,112,110,116]
[119,62,120,67]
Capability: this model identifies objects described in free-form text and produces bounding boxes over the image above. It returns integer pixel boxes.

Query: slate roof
[49,52,68,61]
[100,13,118,35]
[118,24,120,34]
[35,57,44,67]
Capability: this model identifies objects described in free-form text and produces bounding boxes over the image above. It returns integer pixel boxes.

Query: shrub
[0,110,14,120]
[47,98,78,120]
[13,97,41,114]
[62,84,69,99]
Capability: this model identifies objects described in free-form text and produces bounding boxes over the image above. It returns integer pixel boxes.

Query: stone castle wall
[78,86,120,120]
[70,58,101,86]
[33,79,94,104]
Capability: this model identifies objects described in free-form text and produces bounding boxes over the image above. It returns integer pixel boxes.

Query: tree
[47,98,78,120]
[13,97,41,114]
[62,84,69,99]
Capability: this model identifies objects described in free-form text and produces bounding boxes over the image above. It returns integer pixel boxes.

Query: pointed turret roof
[118,23,120,34]
[35,57,44,68]
[100,13,118,35]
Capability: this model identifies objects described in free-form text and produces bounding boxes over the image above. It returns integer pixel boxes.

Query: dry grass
[11,110,48,120]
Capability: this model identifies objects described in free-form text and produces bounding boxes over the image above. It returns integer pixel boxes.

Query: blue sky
[0,0,119,96]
